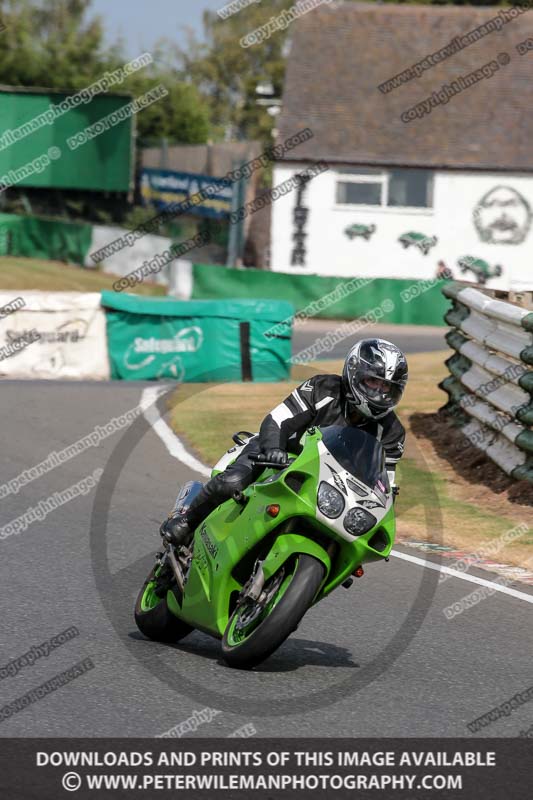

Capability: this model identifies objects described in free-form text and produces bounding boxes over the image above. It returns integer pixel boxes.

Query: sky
[90,0,223,57]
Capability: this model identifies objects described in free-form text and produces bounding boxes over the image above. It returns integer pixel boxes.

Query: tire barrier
[440,282,533,483]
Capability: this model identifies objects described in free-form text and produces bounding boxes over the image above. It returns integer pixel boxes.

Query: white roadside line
[141,386,533,605]
[140,386,211,478]
[392,550,533,604]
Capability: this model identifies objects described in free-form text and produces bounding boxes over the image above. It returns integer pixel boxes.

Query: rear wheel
[221,554,325,669]
[134,565,193,643]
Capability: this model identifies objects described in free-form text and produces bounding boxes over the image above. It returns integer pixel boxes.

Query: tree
[125,67,210,143]
[0,0,119,88]
[179,1,290,143]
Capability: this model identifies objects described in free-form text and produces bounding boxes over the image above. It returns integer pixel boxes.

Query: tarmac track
[292,322,447,360]
[0,378,531,738]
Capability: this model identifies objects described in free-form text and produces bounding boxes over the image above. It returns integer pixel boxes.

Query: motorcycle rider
[160,338,408,548]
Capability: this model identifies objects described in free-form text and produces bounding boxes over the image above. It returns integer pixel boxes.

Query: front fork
[155,544,192,597]
[237,536,334,608]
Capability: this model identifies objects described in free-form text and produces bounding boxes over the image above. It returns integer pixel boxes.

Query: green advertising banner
[101,292,294,382]
[0,89,133,192]
[191,263,450,326]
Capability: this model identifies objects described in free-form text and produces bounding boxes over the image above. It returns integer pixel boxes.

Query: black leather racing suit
[180,374,405,532]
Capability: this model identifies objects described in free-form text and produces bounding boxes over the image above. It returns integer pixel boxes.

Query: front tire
[134,565,193,643]
[221,554,325,669]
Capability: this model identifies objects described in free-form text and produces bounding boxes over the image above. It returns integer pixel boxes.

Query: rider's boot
[159,462,253,549]
[159,512,193,548]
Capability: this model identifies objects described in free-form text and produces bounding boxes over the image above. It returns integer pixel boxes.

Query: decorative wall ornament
[398,231,437,255]
[344,223,376,241]
[457,256,503,285]
[290,172,312,267]
[473,185,532,245]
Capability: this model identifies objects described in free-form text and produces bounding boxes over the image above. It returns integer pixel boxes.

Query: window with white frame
[335,167,433,209]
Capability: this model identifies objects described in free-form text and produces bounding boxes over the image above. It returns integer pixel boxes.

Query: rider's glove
[264,447,288,466]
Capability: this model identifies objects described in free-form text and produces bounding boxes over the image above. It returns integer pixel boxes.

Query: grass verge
[168,352,532,570]
[0,256,165,295]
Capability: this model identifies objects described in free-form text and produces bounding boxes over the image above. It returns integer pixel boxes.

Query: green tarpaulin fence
[0,212,92,264]
[101,291,294,382]
[191,263,450,326]
[0,89,132,192]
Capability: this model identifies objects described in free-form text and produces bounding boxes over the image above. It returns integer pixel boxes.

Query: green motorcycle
[135,425,396,669]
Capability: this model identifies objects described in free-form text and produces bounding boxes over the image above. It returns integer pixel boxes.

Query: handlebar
[249,454,294,468]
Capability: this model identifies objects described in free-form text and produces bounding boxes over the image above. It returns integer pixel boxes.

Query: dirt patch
[410,410,533,508]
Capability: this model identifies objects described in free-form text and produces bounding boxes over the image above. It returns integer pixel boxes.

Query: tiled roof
[277,2,533,170]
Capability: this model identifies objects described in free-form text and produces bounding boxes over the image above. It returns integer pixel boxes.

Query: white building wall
[270,162,533,290]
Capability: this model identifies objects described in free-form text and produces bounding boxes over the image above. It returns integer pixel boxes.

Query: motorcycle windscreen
[320,425,386,488]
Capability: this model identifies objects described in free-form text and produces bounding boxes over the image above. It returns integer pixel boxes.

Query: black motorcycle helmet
[342,338,408,420]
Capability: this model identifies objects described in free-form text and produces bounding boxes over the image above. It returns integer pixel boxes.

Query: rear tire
[221,554,325,669]
[134,566,193,643]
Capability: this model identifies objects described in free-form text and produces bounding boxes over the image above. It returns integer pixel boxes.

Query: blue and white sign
[140,168,233,219]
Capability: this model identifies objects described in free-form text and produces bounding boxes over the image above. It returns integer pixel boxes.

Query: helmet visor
[353,368,405,410]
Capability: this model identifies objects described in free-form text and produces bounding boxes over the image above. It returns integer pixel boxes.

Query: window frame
[334,167,434,213]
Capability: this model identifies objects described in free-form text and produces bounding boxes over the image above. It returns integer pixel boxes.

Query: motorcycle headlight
[343,507,377,536]
[317,481,345,518]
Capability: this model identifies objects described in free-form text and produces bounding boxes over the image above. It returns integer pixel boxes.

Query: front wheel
[134,565,193,643]
[221,554,325,669]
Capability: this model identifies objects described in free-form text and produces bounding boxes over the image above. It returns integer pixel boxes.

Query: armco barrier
[440,282,533,483]
[187,263,450,326]
[101,292,294,382]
